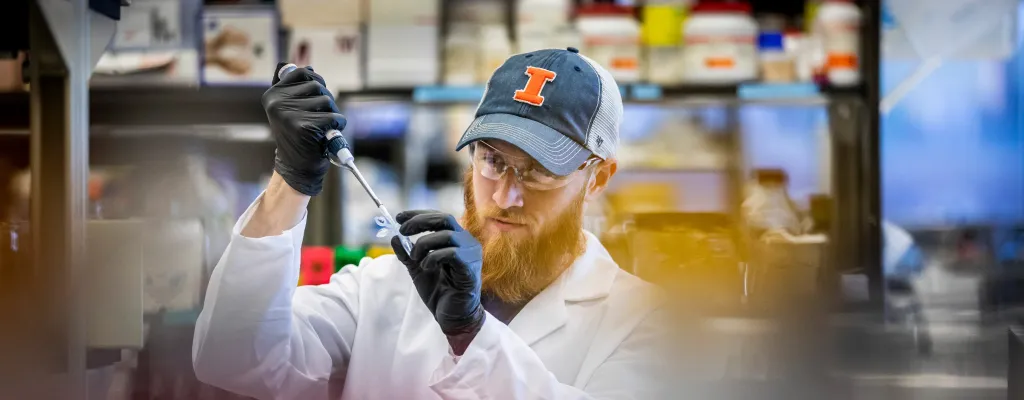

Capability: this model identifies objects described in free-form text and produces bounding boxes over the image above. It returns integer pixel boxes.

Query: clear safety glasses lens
[469,142,575,191]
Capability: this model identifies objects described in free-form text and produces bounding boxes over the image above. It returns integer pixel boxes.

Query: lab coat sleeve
[192,195,363,400]
[428,310,669,399]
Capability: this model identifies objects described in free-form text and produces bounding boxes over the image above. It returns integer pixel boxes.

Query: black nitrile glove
[262,63,347,196]
[391,210,485,344]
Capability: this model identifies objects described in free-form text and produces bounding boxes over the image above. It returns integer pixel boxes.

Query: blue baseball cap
[455,47,623,177]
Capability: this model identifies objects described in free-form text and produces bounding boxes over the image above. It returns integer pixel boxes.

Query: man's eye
[482,154,503,167]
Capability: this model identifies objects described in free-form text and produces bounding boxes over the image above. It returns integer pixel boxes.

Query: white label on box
[202,9,279,85]
[278,0,362,28]
[289,27,363,92]
[367,25,439,87]
[113,0,183,49]
[369,0,439,25]
[115,8,152,48]
[583,40,641,83]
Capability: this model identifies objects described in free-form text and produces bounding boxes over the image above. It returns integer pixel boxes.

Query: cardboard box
[201,7,279,86]
[288,26,363,92]
[368,0,438,25]
[277,0,363,28]
[366,25,438,88]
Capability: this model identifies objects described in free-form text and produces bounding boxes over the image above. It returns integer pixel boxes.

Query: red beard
[460,169,587,303]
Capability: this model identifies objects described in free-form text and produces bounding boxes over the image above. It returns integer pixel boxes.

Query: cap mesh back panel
[578,54,623,160]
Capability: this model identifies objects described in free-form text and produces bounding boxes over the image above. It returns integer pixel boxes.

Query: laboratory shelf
[91,86,268,126]
[413,85,487,103]
[0,81,864,130]
[413,82,862,104]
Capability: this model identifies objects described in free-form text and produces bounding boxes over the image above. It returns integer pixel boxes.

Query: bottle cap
[758,32,785,51]
[690,1,752,14]
[754,168,788,184]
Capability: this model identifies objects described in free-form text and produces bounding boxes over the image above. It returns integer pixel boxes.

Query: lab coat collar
[508,230,619,345]
[561,231,620,302]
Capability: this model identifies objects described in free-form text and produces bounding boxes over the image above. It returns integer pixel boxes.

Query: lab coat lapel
[507,231,618,346]
[507,274,568,346]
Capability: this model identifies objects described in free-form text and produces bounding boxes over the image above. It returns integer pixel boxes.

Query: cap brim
[454,113,592,177]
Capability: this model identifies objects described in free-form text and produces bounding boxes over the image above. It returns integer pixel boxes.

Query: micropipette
[277,63,414,255]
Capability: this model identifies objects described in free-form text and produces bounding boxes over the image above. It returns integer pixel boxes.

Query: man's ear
[585,159,617,201]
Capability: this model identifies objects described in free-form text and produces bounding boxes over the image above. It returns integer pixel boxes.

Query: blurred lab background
[2,0,1024,399]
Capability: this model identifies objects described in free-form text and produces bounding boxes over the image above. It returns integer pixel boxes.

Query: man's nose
[492,173,524,209]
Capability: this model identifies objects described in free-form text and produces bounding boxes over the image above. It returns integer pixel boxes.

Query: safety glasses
[468,140,600,191]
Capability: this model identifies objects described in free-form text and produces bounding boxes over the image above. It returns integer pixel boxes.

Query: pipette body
[277,64,415,255]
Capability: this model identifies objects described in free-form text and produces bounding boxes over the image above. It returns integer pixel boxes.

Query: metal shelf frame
[24,0,91,398]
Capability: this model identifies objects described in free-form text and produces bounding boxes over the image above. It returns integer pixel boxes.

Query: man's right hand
[262,65,347,196]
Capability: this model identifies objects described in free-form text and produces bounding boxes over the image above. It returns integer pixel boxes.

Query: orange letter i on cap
[513,66,557,106]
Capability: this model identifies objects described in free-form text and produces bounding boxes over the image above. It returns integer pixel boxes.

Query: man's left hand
[391,211,485,351]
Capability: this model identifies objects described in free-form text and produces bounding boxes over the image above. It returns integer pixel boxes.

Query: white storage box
[366,25,439,88]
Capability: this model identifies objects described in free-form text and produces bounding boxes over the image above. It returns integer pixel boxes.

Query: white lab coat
[192,195,668,399]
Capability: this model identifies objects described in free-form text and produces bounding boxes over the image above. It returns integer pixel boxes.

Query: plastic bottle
[782,27,813,82]
[758,32,794,83]
[516,0,571,52]
[681,1,758,84]
[815,0,861,86]
[742,169,804,235]
[641,0,687,84]
[577,4,642,83]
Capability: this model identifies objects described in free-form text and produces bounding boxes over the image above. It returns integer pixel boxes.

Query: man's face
[469,140,591,240]
[460,140,616,303]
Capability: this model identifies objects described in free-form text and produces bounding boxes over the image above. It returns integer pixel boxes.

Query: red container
[300,246,335,286]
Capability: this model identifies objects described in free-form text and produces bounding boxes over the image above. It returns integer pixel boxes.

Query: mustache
[480,207,532,225]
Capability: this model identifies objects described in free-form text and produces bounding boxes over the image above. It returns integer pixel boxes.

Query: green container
[334,245,367,272]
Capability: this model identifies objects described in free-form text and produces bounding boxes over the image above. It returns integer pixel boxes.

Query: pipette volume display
[277,63,415,256]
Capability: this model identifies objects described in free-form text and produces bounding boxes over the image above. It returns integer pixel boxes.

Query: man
[193,47,666,399]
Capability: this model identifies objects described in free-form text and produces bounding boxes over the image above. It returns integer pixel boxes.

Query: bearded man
[193,47,667,399]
